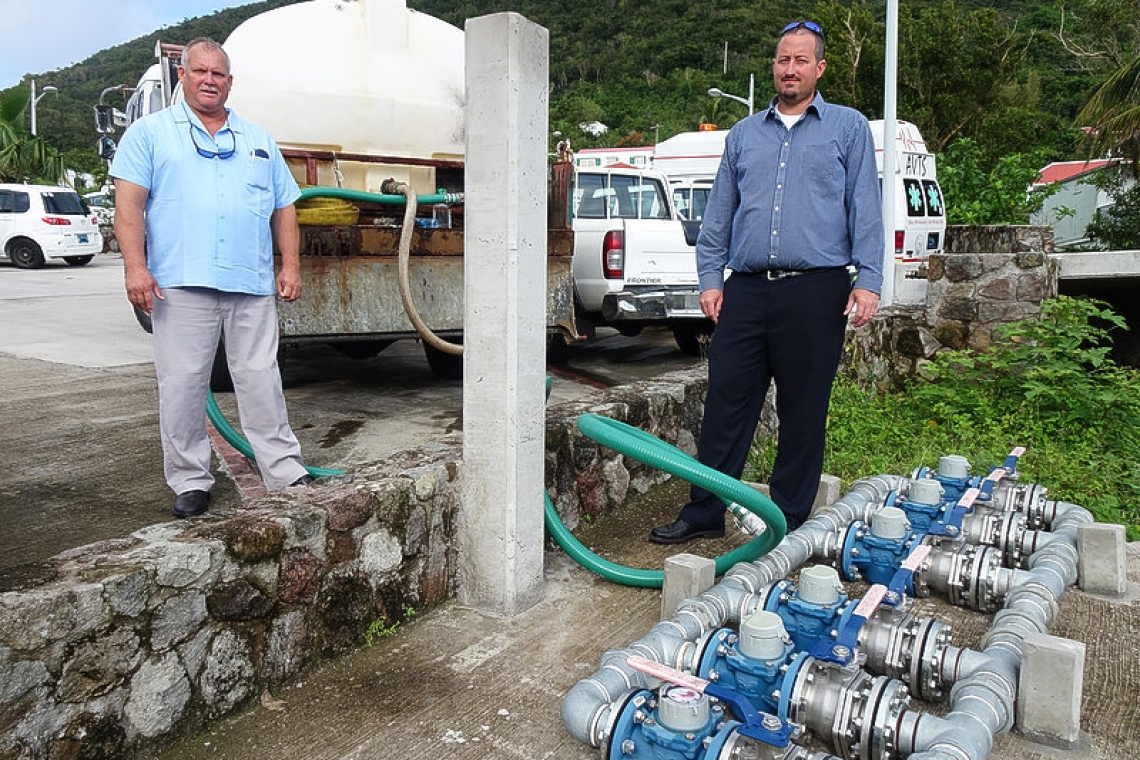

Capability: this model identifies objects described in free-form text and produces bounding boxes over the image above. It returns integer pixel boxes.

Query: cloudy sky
[2,0,261,91]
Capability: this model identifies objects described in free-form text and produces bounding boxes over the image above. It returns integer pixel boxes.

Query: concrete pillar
[1077,522,1127,597]
[458,12,550,615]
[661,553,716,620]
[1016,631,1085,749]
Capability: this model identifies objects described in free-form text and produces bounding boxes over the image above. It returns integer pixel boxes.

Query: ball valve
[612,657,797,760]
[696,610,797,715]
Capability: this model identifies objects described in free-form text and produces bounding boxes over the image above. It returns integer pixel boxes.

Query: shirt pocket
[802,139,843,184]
[245,150,274,218]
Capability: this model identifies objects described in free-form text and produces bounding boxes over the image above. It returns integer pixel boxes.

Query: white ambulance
[870,119,946,303]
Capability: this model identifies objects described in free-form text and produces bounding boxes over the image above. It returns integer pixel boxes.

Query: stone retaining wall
[0,367,709,760]
[844,225,1058,391]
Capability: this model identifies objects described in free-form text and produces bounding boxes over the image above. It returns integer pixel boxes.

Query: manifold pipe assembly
[560,474,904,747]
[561,475,1091,760]
[898,499,1090,760]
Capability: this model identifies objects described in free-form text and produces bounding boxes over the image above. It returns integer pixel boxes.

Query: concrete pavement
[0,252,700,580]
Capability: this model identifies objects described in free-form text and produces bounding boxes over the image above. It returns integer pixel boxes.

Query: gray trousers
[152,287,307,494]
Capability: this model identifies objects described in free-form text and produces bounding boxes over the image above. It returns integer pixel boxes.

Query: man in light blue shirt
[112,37,312,518]
[651,21,884,544]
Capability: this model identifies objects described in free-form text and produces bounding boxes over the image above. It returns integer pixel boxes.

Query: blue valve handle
[886,543,933,604]
[810,584,887,665]
[626,656,792,748]
[927,487,979,537]
[1001,446,1026,473]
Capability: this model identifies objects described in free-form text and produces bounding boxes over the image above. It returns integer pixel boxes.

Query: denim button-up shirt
[696,93,884,294]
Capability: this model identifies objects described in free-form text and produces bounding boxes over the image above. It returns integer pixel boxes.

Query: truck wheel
[672,323,714,357]
[546,332,575,364]
[424,340,463,380]
[64,256,94,266]
[10,240,45,269]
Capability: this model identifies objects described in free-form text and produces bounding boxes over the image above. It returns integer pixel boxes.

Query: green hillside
[4,0,1137,174]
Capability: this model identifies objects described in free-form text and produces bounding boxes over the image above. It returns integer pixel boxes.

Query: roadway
[0,252,702,585]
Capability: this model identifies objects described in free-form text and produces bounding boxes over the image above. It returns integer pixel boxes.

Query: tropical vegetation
[818,297,1139,539]
[2,0,1138,217]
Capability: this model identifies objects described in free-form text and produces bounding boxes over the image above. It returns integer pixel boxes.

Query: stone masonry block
[661,553,715,620]
[813,475,842,510]
[1016,631,1085,749]
[1077,522,1127,596]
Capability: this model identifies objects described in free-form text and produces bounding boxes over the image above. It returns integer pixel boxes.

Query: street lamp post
[708,73,754,116]
[30,79,59,136]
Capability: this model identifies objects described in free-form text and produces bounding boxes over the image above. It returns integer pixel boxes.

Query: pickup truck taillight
[603,230,624,279]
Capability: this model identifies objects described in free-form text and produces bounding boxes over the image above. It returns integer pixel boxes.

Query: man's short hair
[182,37,231,74]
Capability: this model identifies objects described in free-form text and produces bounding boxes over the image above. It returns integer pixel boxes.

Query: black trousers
[679,267,851,529]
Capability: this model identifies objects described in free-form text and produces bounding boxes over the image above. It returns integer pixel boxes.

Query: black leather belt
[764,269,808,281]
[757,266,846,281]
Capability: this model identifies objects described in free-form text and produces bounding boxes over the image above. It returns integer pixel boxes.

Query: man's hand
[125,266,163,314]
[844,287,880,328]
[276,266,302,302]
[700,288,723,324]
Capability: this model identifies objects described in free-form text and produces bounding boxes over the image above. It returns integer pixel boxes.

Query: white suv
[0,183,103,268]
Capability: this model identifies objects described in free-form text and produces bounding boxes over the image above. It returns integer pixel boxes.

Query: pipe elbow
[560,679,620,747]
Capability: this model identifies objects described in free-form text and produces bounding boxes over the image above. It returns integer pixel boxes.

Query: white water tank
[223,0,465,193]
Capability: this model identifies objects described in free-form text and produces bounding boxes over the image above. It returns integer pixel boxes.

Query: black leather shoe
[290,474,315,487]
[649,519,725,545]
[172,490,210,519]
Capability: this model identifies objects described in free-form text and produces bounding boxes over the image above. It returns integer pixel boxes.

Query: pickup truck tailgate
[621,220,698,285]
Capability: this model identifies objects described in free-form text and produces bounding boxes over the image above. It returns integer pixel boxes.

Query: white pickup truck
[566,165,712,355]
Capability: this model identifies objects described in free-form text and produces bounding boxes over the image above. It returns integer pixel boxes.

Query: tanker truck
[99,0,575,385]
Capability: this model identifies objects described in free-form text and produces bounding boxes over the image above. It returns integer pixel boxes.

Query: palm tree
[0,86,65,184]
[1077,55,1140,172]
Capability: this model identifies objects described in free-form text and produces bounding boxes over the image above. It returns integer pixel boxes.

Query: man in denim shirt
[651,21,883,543]
[112,38,313,519]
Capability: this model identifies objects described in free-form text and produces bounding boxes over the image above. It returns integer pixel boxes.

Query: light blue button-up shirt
[697,92,884,294]
[111,102,301,295]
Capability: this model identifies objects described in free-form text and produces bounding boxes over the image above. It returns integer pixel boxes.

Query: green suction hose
[542,414,786,588]
[206,390,344,479]
[208,375,783,589]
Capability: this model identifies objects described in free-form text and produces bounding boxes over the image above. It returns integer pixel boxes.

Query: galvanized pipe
[560,475,903,747]
[895,494,1090,760]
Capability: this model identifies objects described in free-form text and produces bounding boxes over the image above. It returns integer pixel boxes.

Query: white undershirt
[776,109,804,130]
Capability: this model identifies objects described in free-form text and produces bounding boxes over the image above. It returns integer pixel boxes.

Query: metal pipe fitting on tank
[955,508,1035,568]
[779,654,912,760]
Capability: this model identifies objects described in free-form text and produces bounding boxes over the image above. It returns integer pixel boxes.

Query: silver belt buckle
[766,269,788,281]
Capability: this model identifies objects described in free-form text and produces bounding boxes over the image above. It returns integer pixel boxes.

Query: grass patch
[756,297,1140,540]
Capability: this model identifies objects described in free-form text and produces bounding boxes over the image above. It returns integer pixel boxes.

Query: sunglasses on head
[782,20,825,39]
